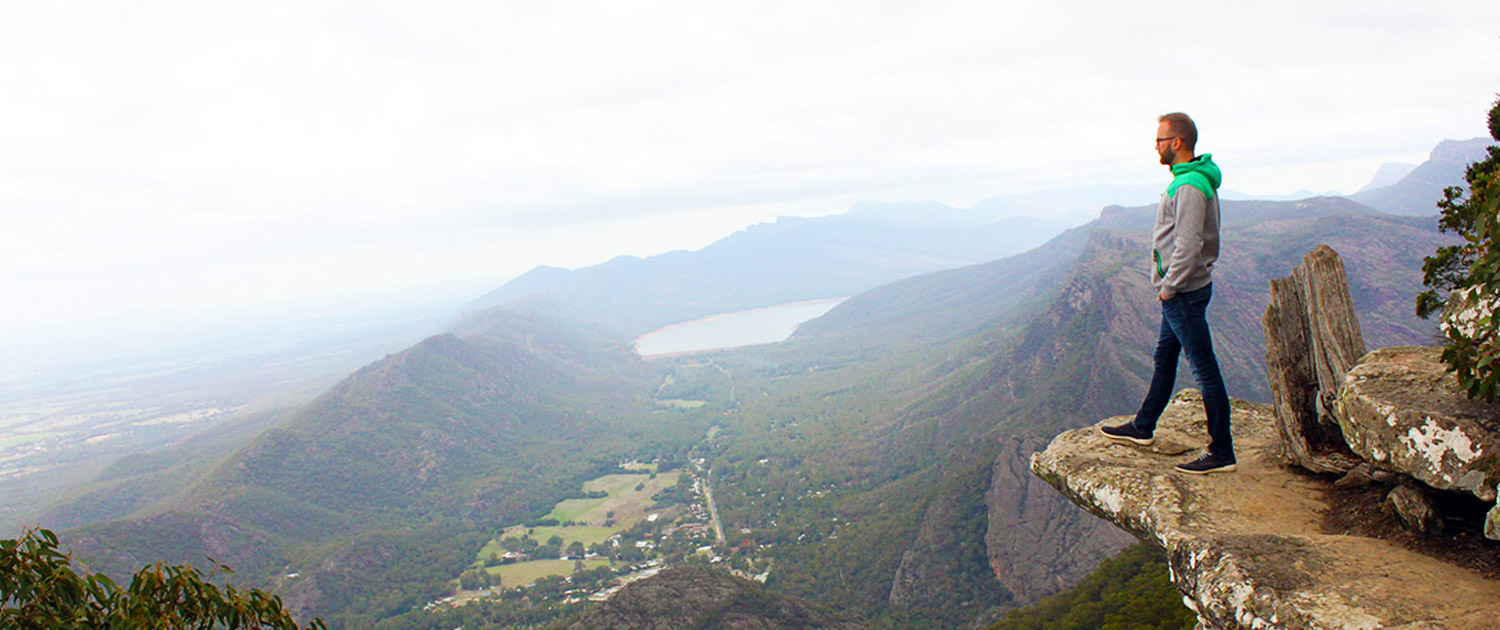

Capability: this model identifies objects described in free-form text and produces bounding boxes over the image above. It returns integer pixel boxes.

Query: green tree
[1417,94,1500,401]
[458,569,488,591]
[1,528,323,629]
[986,544,1194,630]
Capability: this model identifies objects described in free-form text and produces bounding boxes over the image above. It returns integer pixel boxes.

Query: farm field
[485,558,614,586]
[472,470,686,590]
[547,472,681,526]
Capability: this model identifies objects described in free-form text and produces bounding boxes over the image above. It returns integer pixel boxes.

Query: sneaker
[1175,452,1237,475]
[1098,422,1154,446]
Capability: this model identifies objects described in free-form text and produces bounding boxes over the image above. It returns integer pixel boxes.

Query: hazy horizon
[4,1,1499,342]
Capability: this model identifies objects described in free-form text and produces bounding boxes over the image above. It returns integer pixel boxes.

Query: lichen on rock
[1333,346,1500,519]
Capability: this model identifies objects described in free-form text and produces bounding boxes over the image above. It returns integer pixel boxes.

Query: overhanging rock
[1333,345,1500,537]
[1031,391,1500,630]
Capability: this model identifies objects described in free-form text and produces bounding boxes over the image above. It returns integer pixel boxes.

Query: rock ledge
[1031,391,1500,630]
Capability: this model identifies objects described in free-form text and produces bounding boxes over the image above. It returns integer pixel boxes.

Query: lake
[634,298,846,357]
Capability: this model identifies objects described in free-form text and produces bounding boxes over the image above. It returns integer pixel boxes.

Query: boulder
[1334,345,1500,541]
[1031,391,1500,630]
[1333,346,1500,504]
[1386,482,1442,534]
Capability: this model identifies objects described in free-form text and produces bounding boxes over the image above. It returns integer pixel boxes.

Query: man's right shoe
[1175,452,1237,475]
[1098,422,1154,446]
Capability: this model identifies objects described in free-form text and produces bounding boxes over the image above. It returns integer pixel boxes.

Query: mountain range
[33,138,1487,629]
[462,211,1074,335]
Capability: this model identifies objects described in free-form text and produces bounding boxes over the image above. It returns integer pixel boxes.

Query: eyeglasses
[1155,136,1178,144]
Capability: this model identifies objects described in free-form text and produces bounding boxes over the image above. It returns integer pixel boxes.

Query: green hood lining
[1167,153,1221,201]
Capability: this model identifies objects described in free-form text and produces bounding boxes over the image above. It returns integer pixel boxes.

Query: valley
[12,140,1489,630]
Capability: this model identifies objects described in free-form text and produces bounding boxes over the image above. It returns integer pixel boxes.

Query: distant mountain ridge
[464,213,1073,335]
[1350,137,1497,214]
[1356,161,1419,193]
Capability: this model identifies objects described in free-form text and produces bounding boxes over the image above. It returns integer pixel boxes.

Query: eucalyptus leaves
[1417,95,1500,402]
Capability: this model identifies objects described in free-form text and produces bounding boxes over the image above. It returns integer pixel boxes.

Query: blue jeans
[1131,284,1234,459]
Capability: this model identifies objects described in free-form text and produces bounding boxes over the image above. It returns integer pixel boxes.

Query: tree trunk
[1261,245,1364,473]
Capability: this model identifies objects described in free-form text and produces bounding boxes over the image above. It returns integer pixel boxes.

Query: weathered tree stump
[1261,245,1364,473]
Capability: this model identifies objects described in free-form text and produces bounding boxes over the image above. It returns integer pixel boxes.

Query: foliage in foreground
[1,528,322,630]
[985,543,1196,630]
[1418,94,1500,401]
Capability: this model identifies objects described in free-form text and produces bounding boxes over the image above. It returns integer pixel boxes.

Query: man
[1099,112,1235,474]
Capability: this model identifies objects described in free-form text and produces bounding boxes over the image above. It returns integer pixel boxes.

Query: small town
[423,458,770,614]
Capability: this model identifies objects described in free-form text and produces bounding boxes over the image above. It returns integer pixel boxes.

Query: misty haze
[3,3,1499,630]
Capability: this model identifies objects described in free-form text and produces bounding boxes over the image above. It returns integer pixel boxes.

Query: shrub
[1,528,322,629]
[1418,94,1500,401]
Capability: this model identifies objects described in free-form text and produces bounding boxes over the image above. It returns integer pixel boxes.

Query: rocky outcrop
[1261,245,1365,473]
[983,435,1133,605]
[1032,243,1500,630]
[560,566,867,630]
[1262,245,1500,540]
[1031,392,1500,630]
[1333,345,1500,534]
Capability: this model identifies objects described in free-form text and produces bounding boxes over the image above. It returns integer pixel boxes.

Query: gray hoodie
[1153,153,1222,299]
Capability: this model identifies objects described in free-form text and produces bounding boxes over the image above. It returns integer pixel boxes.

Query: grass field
[484,558,613,587]
[546,472,680,526]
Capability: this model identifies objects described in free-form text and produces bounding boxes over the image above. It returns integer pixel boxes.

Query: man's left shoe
[1098,422,1154,446]
[1174,452,1237,475]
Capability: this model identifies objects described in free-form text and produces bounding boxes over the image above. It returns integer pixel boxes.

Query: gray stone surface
[1031,391,1500,630]
[1386,482,1441,533]
[1333,346,1500,506]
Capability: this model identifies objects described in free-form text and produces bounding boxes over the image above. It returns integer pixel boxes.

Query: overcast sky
[2,1,1498,335]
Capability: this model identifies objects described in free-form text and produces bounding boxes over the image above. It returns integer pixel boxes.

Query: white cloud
[1,0,1498,332]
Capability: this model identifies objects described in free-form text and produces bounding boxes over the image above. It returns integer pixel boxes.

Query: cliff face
[983,435,1133,605]
[1030,392,1500,630]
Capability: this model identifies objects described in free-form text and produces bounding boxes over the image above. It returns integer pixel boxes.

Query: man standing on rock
[1100,112,1236,474]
